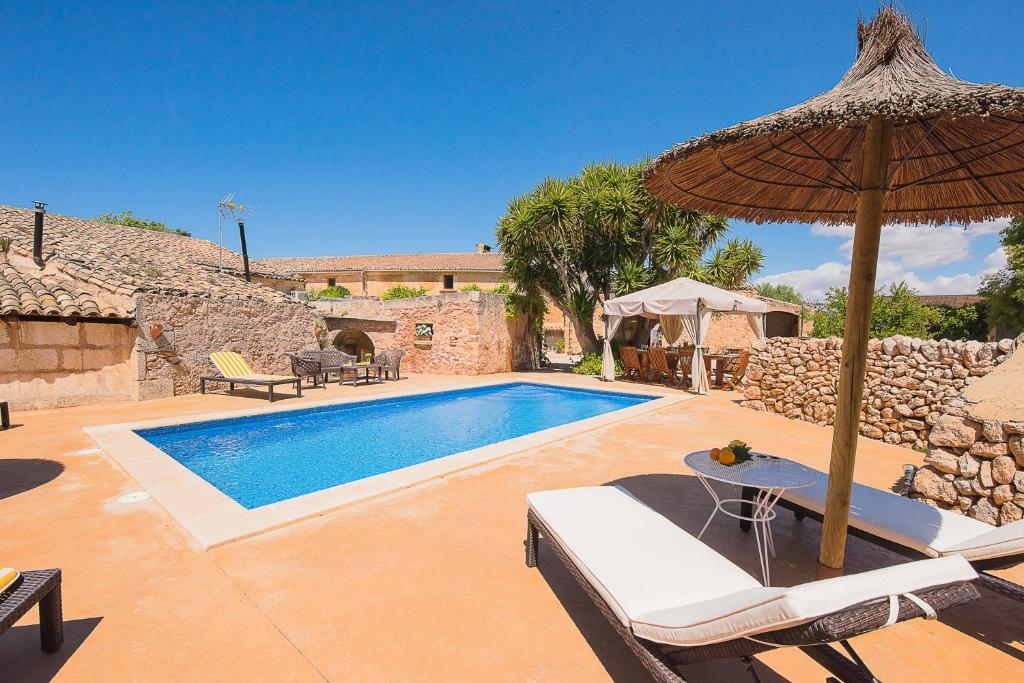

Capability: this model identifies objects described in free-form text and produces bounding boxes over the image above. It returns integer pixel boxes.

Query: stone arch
[330,329,375,359]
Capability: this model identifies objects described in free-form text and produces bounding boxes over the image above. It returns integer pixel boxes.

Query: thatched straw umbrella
[644,7,1024,574]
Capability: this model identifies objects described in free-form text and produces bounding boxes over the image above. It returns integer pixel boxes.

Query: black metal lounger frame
[198,375,301,401]
[526,509,978,683]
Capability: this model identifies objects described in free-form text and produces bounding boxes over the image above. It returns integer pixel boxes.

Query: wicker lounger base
[199,376,301,402]
[0,569,63,653]
[525,510,977,683]
[769,495,1024,605]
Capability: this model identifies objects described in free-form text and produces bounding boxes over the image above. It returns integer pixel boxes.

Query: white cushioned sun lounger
[525,486,979,683]
[771,469,1024,603]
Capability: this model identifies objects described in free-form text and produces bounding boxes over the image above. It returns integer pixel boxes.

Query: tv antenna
[217,194,254,272]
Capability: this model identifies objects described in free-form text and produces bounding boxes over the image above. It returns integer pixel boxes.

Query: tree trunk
[568,310,601,355]
[631,318,657,346]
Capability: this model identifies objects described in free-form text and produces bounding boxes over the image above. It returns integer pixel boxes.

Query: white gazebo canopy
[601,277,768,393]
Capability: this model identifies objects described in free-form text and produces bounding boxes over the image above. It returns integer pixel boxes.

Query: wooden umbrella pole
[818,116,894,573]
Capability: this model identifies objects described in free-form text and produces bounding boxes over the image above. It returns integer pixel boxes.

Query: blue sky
[1,1,1019,299]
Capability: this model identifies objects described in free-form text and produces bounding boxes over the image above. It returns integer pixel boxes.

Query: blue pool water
[136,382,654,508]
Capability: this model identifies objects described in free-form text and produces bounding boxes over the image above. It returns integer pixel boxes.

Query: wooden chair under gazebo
[601,277,767,394]
[643,6,1024,578]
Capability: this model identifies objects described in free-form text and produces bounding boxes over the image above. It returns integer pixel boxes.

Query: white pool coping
[84,377,688,549]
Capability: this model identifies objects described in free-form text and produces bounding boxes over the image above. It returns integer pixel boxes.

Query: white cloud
[757,256,992,302]
[812,223,973,269]
[840,226,970,269]
[897,271,983,295]
[810,217,1009,238]
[968,217,1011,236]
[810,223,854,238]
[768,218,1012,301]
[756,262,850,301]
[984,247,1007,272]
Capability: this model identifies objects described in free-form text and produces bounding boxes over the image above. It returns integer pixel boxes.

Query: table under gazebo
[601,277,767,394]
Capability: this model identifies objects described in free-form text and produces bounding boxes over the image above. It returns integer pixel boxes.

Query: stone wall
[740,334,1024,526]
[135,293,321,398]
[740,336,1017,449]
[0,318,136,410]
[912,413,1024,525]
[312,291,537,374]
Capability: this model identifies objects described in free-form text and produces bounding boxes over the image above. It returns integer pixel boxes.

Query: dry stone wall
[740,336,1016,448]
[912,413,1024,525]
[740,335,1024,525]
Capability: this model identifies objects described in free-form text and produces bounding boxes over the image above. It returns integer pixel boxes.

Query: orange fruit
[709,447,721,461]
[719,448,736,465]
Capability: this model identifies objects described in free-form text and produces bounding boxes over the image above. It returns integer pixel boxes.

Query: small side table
[684,451,817,585]
[343,363,383,386]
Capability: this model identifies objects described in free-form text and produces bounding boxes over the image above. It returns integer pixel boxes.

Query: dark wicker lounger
[198,375,301,402]
[0,569,63,653]
[765,491,1024,604]
[526,488,979,683]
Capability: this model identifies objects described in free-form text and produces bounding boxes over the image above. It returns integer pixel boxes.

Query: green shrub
[381,285,427,300]
[572,352,622,376]
[756,282,804,305]
[928,303,988,341]
[96,210,191,237]
[812,282,937,339]
[459,283,483,292]
[307,285,351,300]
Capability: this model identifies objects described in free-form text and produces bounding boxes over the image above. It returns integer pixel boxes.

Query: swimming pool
[136,382,654,509]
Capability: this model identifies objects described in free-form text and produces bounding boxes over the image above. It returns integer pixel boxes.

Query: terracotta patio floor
[1,373,1021,681]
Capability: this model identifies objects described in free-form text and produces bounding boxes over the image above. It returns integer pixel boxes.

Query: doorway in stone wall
[333,330,375,361]
[765,311,799,337]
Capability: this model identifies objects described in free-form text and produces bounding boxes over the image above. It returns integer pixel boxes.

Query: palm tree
[497,161,768,353]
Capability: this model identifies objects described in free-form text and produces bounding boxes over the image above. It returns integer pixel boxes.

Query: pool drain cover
[118,492,151,504]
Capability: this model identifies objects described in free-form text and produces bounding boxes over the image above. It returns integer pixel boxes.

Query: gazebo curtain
[600,316,624,381]
[681,308,712,394]
[659,314,685,346]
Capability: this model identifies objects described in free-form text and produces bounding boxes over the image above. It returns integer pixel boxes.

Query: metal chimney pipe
[32,200,46,267]
[237,219,251,282]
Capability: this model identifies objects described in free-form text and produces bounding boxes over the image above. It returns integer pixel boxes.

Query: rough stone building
[0,204,317,407]
[311,292,536,374]
[256,246,505,297]
[1,206,538,408]
[1,250,135,409]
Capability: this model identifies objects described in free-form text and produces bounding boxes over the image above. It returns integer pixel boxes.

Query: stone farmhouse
[0,206,538,409]
[258,251,810,355]
[0,204,319,409]
[255,244,506,297]
[1,202,814,410]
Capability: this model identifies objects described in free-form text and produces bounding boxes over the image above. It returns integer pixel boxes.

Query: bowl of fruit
[709,440,753,466]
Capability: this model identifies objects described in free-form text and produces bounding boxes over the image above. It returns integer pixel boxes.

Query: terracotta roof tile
[0,205,300,304]
[0,257,128,318]
[255,252,505,274]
